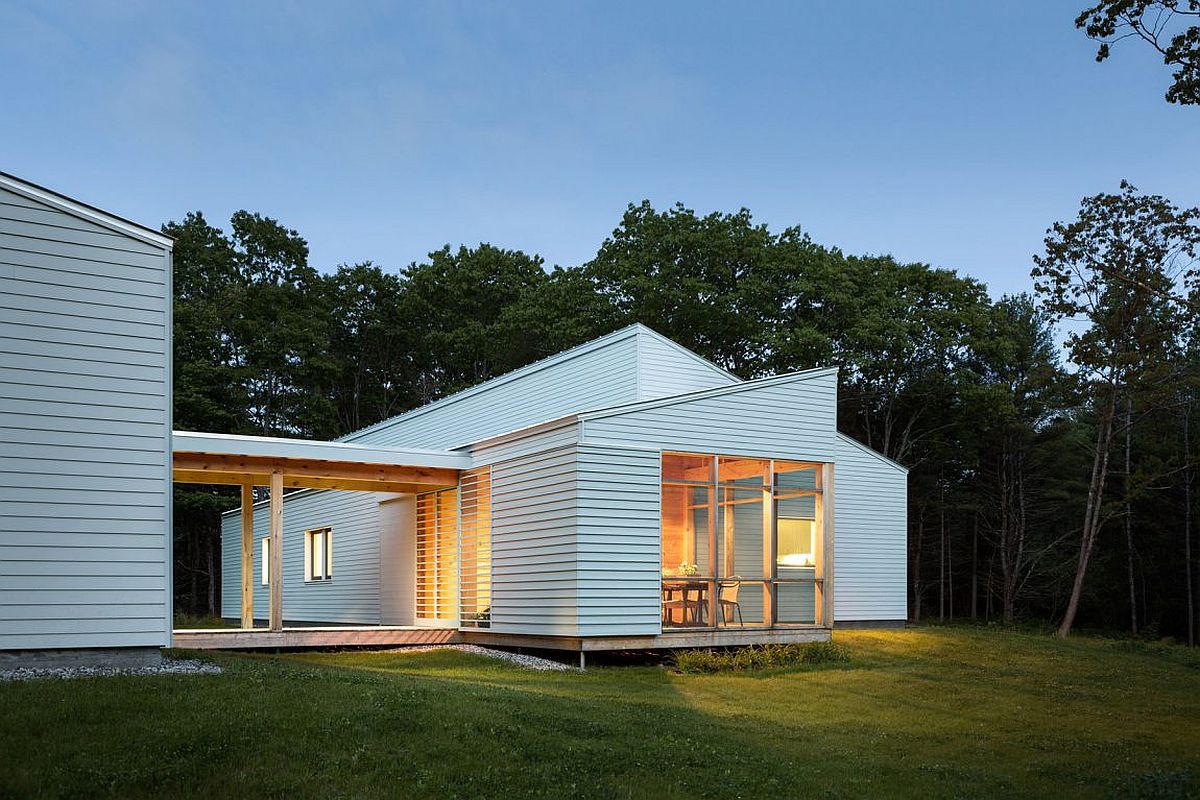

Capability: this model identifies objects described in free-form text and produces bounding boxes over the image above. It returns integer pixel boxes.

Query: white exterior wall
[575,444,661,636]
[832,433,908,622]
[341,324,737,451]
[637,332,739,397]
[470,425,582,636]
[0,180,173,650]
[343,330,640,449]
[220,490,382,624]
[582,369,839,463]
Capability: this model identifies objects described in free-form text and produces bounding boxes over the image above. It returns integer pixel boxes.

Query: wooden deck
[171,626,461,650]
[462,626,832,652]
[172,625,831,652]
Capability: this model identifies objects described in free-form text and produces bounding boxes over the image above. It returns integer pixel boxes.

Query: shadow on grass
[4,628,1198,799]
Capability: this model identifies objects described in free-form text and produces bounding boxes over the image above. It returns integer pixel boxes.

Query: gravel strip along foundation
[1,658,222,683]
[380,644,576,671]
[1,647,574,681]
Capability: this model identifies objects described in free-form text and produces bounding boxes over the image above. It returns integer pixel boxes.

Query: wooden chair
[717,579,743,626]
[662,583,692,626]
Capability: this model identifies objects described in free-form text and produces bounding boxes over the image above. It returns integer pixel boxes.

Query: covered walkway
[172,431,467,634]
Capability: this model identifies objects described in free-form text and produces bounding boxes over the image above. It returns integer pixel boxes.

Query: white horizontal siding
[582,370,839,463]
[637,330,738,398]
[575,444,661,636]
[345,333,639,450]
[481,430,580,636]
[464,420,580,466]
[220,490,382,625]
[833,433,908,622]
[0,182,171,650]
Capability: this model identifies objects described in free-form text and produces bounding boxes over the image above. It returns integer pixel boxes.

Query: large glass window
[661,453,825,628]
[774,460,822,624]
[661,461,714,626]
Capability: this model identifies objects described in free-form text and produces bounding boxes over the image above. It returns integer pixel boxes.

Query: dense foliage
[1077,0,1200,105]
[169,193,1200,644]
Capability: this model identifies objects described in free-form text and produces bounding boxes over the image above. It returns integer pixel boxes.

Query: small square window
[305,528,332,582]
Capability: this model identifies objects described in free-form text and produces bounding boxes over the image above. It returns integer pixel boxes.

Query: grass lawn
[1,627,1197,799]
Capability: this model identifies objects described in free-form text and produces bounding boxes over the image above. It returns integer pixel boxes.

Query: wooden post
[762,461,774,626]
[822,463,836,628]
[707,482,718,627]
[269,469,283,632]
[240,484,254,629]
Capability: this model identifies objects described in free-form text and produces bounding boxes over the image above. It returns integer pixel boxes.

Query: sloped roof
[459,366,838,451]
[339,323,737,444]
[579,366,838,421]
[836,431,909,474]
[174,430,470,469]
[0,171,173,249]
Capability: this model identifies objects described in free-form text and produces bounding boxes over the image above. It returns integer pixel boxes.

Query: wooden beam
[240,484,254,629]
[821,463,835,628]
[173,452,457,487]
[269,470,283,633]
[173,469,451,494]
[174,469,268,487]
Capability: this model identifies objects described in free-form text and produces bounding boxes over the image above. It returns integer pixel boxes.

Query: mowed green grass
[1,627,1197,799]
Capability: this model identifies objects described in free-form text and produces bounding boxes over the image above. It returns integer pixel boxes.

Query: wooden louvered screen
[416,488,458,621]
[458,467,492,628]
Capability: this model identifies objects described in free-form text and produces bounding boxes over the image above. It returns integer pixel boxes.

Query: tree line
[169,189,1199,645]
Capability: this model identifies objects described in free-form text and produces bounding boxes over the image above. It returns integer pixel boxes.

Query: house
[0,172,174,665]
[216,325,909,652]
[0,170,906,665]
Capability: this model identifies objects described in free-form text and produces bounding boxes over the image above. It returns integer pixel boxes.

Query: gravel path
[381,644,577,671]
[0,658,222,683]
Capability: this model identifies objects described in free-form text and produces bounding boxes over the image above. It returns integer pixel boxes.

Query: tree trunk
[1125,398,1137,635]
[939,483,946,623]
[971,514,979,621]
[1185,403,1195,648]
[948,508,955,621]
[207,532,216,616]
[912,512,924,623]
[1058,395,1117,639]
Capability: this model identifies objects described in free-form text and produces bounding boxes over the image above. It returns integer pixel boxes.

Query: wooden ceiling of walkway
[173,452,459,494]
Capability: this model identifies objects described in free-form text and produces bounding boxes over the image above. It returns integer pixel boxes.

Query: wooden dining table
[661,579,710,626]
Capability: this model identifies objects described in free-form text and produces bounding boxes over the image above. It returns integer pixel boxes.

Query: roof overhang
[172,431,468,493]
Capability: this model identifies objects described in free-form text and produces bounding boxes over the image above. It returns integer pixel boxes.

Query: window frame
[661,451,826,629]
[303,527,333,583]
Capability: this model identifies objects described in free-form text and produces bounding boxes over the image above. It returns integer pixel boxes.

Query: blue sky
[2,0,1196,298]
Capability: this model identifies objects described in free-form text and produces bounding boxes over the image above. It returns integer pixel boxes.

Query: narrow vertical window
[304,527,332,581]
